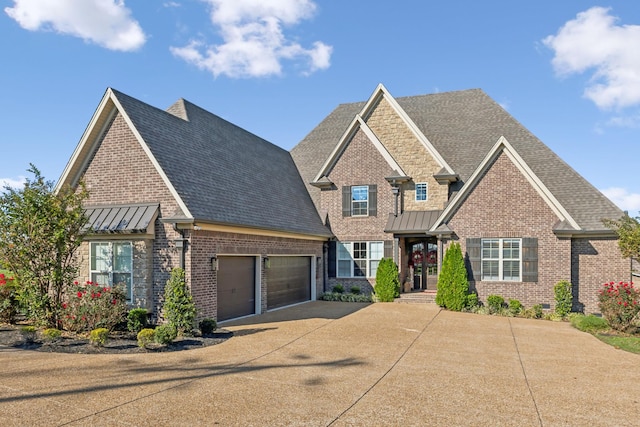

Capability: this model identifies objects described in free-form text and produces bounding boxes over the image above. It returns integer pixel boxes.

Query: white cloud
[5,0,146,51]
[601,187,640,214]
[543,7,640,110]
[0,177,26,192]
[170,0,332,78]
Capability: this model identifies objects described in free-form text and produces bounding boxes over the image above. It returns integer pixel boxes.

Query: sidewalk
[0,302,638,426]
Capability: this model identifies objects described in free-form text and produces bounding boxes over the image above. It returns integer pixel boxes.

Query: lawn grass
[595,334,640,354]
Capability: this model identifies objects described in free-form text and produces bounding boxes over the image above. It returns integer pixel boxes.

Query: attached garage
[267,256,312,310]
[217,256,256,321]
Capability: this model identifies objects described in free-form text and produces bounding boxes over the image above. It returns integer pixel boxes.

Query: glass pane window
[336,241,384,278]
[351,186,369,216]
[415,183,428,201]
[90,242,133,301]
[481,238,521,281]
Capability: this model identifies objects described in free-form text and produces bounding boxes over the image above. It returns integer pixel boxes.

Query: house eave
[553,229,618,238]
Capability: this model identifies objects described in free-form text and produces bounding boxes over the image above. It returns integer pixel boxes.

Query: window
[415,182,428,201]
[337,241,384,278]
[481,238,521,281]
[90,242,133,301]
[351,186,369,216]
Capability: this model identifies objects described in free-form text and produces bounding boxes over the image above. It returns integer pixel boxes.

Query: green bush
[127,308,148,333]
[199,318,217,335]
[349,286,361,295]
[532,304,544,319]
[42,328,62,341]
[162,268,196,335]
[374,258,400,302]
[137,328,155,348]
[435,243,469,311]
[508,299,523,316]
[20,325,37,343]
[466,293,479,309]
[554,280,573,317]
[332,284,344,294]
[89,328,109,347]
[154,323,177,345]
[487,295,505,314]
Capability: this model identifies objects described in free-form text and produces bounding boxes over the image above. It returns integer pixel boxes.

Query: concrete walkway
[0,302,638,426]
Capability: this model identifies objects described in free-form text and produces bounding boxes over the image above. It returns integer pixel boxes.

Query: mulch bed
[0,324,233,354]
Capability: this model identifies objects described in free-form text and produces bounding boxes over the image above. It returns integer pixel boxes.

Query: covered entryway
[217,256,256,321]
[267,256,312,310]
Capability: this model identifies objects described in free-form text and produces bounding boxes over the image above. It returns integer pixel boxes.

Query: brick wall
[448,151,572,310]
[571,238,629,314]
[77,112,185,319]
[188,230,323,320]
[365,96,449,210]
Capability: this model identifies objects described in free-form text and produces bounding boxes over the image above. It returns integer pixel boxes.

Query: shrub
[435,243,469,311]
[20,325,37,343]
[127,308,148,333]
[42,328,62,341]
[598,281,640,332]
[349,286,361,295]
[61,282,127,332]
[554,280,573,317]
[332,284,345,294]
[0,273,18,323]
[137,328,155,348]
[89,328,109,347]
[570,314,609,333]
[199,318,217,335]
[487,295,505,314]
[154,323,177,345]
[320,292,372,302]
[532,304,543,319]
[508,299,523,316]
[374,258,400,302]
[162,268,196,335]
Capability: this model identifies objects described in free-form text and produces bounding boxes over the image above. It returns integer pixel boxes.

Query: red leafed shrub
[60,281,127,332]
[598,281,640,332]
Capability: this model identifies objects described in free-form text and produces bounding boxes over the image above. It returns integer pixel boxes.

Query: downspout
[173,224,186,270]
[392,186,400,216]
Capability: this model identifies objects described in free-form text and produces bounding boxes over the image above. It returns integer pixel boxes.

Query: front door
[410,240,438,291]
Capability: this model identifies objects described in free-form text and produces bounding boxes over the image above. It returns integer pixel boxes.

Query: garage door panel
[267,257,311,310]
[218,256,255,321]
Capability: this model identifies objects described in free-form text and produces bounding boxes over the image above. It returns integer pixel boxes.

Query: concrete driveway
[0,302,638,426]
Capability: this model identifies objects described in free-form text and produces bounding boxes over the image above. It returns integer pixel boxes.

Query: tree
[0,165,89,327]
[162,267,196,334]
[374,258,400,302]
[603,214,640,277]
[435,242,469,311]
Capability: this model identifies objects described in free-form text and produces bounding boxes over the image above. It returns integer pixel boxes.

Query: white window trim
[337,241,383,278]
[351,185,369,217]
[481,238,522,282]
[415,182,428,202]
[89,241,133,301]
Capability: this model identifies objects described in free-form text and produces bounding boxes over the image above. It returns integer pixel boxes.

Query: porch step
[395,290,437,304]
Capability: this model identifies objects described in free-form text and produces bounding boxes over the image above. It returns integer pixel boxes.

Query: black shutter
[328,241,336,278]
[384,240,394,259]
[466,238,481,281]
[522,238,538,282]
[369,184,377,217]
[342,186,351,217]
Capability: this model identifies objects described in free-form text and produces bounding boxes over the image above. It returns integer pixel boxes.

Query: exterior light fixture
[210,256,218,271]
[263,256,270,269]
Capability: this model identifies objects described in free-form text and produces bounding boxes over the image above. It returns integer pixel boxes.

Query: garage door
[217,256,255,321]
[267,256,311,310]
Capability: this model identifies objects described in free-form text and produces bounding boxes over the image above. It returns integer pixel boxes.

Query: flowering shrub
[0,273,17,323]
[60,281,127,332]
[598,281,640,332]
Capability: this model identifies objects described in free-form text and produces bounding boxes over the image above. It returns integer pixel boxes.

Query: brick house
[56,88,332,322]
[291,84,628,314]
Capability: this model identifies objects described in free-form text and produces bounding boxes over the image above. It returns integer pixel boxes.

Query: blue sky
[2,1,640,215]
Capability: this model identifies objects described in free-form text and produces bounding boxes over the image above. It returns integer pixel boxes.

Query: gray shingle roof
[292,88,623,231]
[111,89,331,238]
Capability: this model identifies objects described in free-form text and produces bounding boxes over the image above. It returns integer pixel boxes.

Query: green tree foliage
[603,214,640,268]
[435,242,469,311]
[374,258,400,302]
[0,165,89,327]
[554,280,573,317]
[162,268,196,334]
